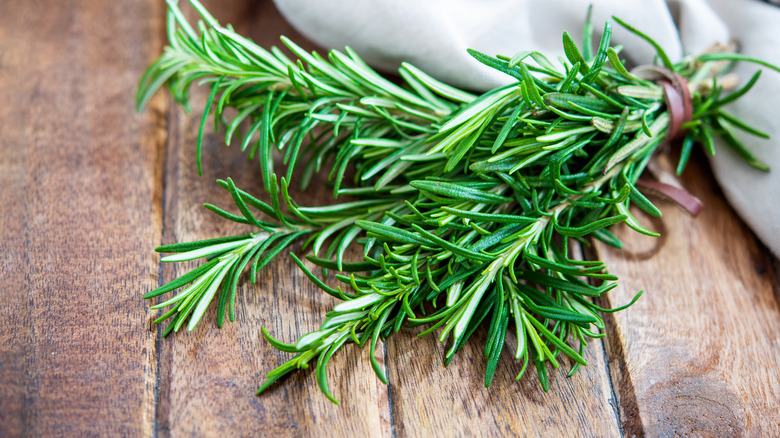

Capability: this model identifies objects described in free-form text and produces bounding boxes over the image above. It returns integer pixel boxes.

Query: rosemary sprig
[139,0,778,402]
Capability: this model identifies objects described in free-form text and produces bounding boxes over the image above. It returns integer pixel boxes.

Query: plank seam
[152,96,174,438]
[383,342,397,438]
[599,337,624,438]
[581,243,631,437]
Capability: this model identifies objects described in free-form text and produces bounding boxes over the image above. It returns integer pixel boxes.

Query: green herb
[138,0,778,403]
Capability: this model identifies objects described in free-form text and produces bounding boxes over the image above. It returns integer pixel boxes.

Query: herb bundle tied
[138,0,778,403]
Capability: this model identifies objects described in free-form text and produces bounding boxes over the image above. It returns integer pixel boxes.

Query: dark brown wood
[0,1,166,436]
[3,1,780,436]
[594,154,780,437]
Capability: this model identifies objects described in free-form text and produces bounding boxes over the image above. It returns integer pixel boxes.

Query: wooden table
[2,1,779,436]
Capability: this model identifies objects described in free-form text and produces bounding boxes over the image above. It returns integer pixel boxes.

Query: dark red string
[632,65,693,140]
[631,65,702,216]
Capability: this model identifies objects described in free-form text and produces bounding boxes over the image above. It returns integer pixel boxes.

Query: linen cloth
[274,0,780,256]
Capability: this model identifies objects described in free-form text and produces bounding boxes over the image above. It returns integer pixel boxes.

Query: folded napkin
[274,0,780,256]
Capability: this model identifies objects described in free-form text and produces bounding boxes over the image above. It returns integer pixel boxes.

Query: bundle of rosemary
[138,0,778,403]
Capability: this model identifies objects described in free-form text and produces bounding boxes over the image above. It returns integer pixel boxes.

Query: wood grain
[3,0,780,436]
[153,2,390,436]
[0,0,166,436]
[593,153,780,437]
[386,325,621,437]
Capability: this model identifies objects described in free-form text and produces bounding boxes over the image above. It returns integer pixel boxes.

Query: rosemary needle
[137,0,778,402]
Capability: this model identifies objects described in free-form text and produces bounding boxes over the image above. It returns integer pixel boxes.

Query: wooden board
[1,1,780,436]
[592,154,780,437]
[152,2,390,436]
[148,2,626,436]
[0,1,166,436]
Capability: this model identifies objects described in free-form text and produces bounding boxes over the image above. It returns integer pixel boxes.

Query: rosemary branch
[138,0,778,402]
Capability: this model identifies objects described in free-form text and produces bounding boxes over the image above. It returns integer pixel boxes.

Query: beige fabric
[274,0,780,256]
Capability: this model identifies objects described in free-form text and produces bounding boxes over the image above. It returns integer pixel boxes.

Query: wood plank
[386,301,621,436]
[0,1,167,436]
[153,2,390,435]
[594,154,780,436]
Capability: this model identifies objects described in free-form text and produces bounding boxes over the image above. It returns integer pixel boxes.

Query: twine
[632,65,702,216]
[632,65,693,141]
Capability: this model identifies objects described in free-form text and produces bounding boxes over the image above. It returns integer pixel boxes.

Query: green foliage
[138,0,776,402]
